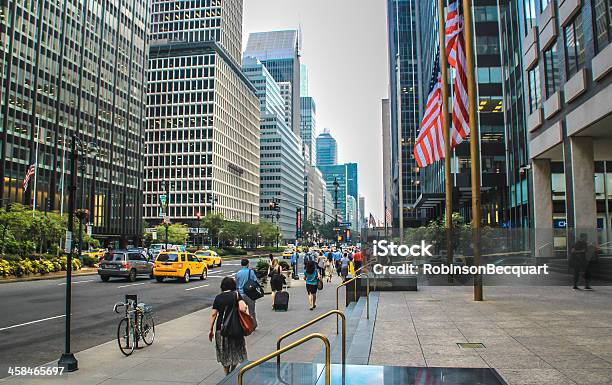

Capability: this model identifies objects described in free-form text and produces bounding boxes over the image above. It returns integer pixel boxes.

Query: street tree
[154,223,188,245]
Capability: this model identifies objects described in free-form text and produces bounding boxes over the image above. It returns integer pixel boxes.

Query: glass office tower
[300,96,317,166]
[316,130,338,167]
[0,0,149,245]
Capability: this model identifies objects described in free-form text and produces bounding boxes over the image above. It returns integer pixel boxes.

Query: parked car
[282,249,293,259]
[98,250,154,282]
[153,251,207,283]
[195,250,222,268]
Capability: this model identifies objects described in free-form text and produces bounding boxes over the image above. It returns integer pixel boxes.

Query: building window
[593,0,612,53]
[524,0,537,31]
[527,64,541,113]
[474,6,498,22]
[540,0,551,11]
[543,41,560,98]
[564,13,585,77]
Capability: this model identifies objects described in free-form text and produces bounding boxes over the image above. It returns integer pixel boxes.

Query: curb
[0,269,99,284]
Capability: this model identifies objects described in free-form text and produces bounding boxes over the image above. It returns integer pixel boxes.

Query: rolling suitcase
[273,291,289,311]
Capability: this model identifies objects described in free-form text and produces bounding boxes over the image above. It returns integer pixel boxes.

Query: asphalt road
[0,260,249,379]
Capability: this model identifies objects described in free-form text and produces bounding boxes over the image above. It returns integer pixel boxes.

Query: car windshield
[103,253,125,261]
[156,253,179,262]
[196,251,209,256]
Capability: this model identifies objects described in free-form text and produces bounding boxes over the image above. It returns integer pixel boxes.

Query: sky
[242,0,389,220]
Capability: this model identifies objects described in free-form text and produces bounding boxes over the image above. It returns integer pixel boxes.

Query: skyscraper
[244,30,301,137]
[242,57,304,241]
[318,162,359,224]
[0,0,149,244]
[387,0,423,227]
[316,130,338,167]
[144,0,260,225]
[300,96,317,166]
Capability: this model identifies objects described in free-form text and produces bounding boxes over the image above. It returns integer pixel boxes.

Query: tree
[154,223,188,245]
[202,213,224,246]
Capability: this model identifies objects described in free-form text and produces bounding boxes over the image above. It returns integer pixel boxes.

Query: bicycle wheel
[140,312,155,346]
[117,318,136,356]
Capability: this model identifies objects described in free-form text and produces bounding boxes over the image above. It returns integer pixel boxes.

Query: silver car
[98,250,154,282]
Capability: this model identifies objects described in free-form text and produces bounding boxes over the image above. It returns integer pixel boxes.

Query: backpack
[243,270,264,301]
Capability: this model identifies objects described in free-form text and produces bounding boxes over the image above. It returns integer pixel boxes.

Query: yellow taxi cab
[282,249,293,259]
[83,248,107,263]
[195,250,222,268]
[153,251,207,283]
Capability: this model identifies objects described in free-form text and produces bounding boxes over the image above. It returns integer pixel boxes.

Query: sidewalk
[369,286,612,385]
[0,268,98,284]
[1,273,342,385]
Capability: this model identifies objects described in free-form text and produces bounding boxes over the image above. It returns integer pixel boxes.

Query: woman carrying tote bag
[209,277,249,375]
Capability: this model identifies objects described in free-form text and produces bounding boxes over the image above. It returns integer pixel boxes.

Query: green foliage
[0,255,80,277]
[210,247,247,256]
[279,260,290,271]
[81,254,98,267]
[255,258,269,272]
[154,223,189,245]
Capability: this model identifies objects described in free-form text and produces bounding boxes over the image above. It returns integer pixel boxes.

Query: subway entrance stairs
[218,293,508,385]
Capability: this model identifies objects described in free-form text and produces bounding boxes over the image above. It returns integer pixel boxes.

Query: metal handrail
[335,273,369,333]
[354,260,376,276]
[238,333,331,385]
[275,310,346,384]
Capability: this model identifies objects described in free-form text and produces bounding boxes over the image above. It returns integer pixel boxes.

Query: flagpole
[460,0,483,301]
[32,116,41,215]
[437,0,454,281]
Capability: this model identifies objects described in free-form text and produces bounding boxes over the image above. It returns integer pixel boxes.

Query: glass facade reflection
[0,0,149,244]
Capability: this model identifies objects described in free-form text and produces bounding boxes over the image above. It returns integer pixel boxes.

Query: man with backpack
[235,258,259,329]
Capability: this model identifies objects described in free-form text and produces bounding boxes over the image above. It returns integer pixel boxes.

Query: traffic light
[337,235,343,242]
[268,200,278,211]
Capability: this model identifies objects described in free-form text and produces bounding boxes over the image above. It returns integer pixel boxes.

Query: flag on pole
[23,164,35,192]
[385,207,392,227]
[445,1,470,146]
[368,213,376,228]
[414,49,445,168]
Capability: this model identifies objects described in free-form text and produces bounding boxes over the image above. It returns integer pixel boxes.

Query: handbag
[243,270,264,301]
[220,293,244,338]
[317,278,323,291]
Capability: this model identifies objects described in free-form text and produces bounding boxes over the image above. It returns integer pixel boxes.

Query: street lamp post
[164,180,170,249]
[57,135,80,372]
[333,177,340,246]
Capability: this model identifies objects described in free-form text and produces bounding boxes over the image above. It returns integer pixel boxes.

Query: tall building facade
[522,0,612,253]
[381,99,393,224]
[359,196,366,230]
[244,30,301,137]
[0,0,149,244]
[412,1,507,227]
[316,130,338,167]
[318,162,359,225]
[387,0,423,227]
[144,0,260,225]
[300,96,317,166]
[304,163,333,224]
[242,57,304,241]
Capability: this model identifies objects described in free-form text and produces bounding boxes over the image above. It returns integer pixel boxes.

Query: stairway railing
[237,333,331,385]
[335,273,369,333]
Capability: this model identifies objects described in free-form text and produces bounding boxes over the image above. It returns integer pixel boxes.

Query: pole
[165,180,169,249]
[58,136,78,371]
[32,116,41,214]
[395,3,404,244]
[437,0,454,281]
[460,0,483,301]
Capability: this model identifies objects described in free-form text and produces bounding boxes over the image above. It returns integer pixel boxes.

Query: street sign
[338,222,351,228]
[144,227,156,233]
[152,232,158,240]
[159,194,167,206]
[65,231,72,253]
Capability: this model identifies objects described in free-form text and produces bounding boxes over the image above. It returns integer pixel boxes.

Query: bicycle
[113,298,155,356]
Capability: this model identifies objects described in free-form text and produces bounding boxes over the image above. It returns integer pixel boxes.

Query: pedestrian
[304,260,321,310]
[209,277,248,375]
[235,258,258,329]
[290,249,298,278]
[268,258,285,307]
[333,248,342,276]
[268,253,274,264]
[316,252,327,277]
[353,248,363,272]
[570,233,597,290]
[340,253,350,280]
[325,258,334,282]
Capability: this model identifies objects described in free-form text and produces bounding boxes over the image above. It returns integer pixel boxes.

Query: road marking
[223,263,240,266]
[207,269,225,275]
[116,282,148,289]
[0,315,65,332]
[185,284,210,291]
[58,280,93,285]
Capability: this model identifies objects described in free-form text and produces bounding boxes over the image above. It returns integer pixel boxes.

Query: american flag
[414,49,444,168]
[446,1,470,146]
[385,207,392,227]
[23,164,35,191]
[368,213,376,228]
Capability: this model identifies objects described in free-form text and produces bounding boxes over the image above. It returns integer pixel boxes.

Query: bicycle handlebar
[113,302,126,314]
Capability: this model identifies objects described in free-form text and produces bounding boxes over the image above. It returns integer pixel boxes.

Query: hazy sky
[242,0,389,220]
